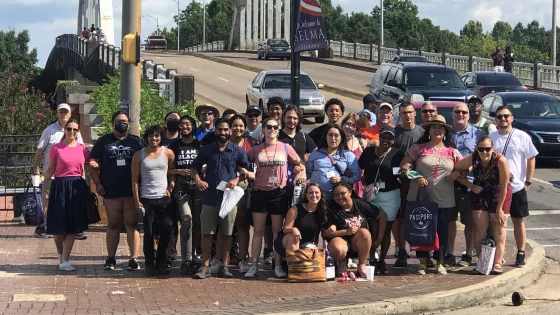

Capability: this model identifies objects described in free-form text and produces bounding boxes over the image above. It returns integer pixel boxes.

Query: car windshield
[262,74,316,89]
[405,68,465,88]
[506,97,560,119]
[268,39,289,47]
[477,74,522,86]
[414,107,453,125]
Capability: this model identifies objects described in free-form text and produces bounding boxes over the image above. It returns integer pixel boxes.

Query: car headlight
[411,94,424,102]
[310,97,324,105]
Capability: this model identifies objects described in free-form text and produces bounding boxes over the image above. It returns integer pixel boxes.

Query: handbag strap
[295,248,316,262]
[501,128,515,156]
[415,187,428,201]
[322,149,344,175]
[373,147,391,185]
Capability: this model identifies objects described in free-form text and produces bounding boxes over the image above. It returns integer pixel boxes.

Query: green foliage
[460,20,484,39]
[0,30,38,75]
[492,21,513,42]
[91,73,196,134]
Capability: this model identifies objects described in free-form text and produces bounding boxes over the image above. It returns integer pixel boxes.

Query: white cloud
[469,3,502,31]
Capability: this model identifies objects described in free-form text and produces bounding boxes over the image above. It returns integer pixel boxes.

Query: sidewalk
[0,221,543,315]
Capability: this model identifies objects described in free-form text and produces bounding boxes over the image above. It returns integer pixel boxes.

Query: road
[142,51,560,261]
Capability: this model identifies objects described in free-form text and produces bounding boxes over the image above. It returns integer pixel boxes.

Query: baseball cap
[378,102,393,111]
[57,103,71,111]
[246,105,261,115]
[380,126,395,136]
[468,97,483,105]
[363,94,381,105]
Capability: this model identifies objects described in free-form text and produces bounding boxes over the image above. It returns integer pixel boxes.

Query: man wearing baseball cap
[468,97,496,135]
[358,94,380,126]
[245,105,263,144]
[361,102,395,147]
[32,103,84,239]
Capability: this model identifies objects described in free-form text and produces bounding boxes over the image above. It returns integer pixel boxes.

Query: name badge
[117,159,126,167]
[377,181,386,189]
[326,171,336,179]
[216,181,228,191]
[268,177,278,184]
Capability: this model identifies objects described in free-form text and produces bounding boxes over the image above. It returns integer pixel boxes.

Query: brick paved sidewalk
[0,222,530,315]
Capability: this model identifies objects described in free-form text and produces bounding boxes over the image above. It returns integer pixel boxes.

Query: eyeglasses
[333,190,349,198]
[247,113,260,118]
[201,111,214,116]
[454,110,469,115]
[422,109,436,114]
[265,124,279,130]
[343,123,357,129]
[496,114,511,120]
[66,127,79,133]
[477,147,492,153]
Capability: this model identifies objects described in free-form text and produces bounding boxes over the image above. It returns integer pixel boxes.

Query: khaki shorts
[41,178,53,203]
[103,197,137,215]
[200,204,237,236]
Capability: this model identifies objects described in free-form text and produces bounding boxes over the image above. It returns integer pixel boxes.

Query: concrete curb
[266,239,547,315]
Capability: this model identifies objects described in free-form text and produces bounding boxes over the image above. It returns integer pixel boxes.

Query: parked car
[257,39,291,60]
[393,100,459,126]
[461,71,528,98]
[246,70,325,122]
[482,92,560,159]
[146,35,167,50]
[390,55,429,63]
[369,61,476,105]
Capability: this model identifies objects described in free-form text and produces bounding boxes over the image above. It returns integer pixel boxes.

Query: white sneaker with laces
[244,266,258,278]
[274,266,287,278]
[59,261,76,271]
[239,259,250,273]
[57,254,62,264]
[209,259,223,274]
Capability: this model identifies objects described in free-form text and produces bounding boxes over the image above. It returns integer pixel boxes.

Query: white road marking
[172,62,178,64]
[533,178,554,186]
[190,68,199,72]
[507,227,560,231]
[219,77,229,82]
[529,210,560,215]
[542,245,560,248]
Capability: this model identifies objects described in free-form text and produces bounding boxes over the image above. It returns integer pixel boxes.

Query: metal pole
[290,0,300,106]
[380,0,384,46]
[177,0,180,51]
[203,0,206,45]
[120,0,142,136]
[553,0,557,66]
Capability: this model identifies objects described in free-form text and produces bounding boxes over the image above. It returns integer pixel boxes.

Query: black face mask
[218,134,231,143]
[166,119,180,133]
[114,121,129,134]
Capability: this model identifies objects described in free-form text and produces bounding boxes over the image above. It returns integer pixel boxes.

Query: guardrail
[185,41,225,53]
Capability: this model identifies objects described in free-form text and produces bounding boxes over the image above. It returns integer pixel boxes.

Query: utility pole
[380,0,384,46]
[120,0,142,136]
[203,0,206,45]
[142,15,159,33]
[553,0,557,66]
[290,0,300,107]
[173,0,180,51]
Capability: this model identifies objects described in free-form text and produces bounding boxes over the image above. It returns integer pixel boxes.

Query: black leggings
[142,197,172,266]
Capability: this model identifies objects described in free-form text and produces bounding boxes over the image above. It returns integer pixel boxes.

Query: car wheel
[258,52,262,60]
[287,56,291,60]
[315,114,325,124]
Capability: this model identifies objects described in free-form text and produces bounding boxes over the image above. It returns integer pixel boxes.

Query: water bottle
[292,183,303,206]
[326,249,335,281]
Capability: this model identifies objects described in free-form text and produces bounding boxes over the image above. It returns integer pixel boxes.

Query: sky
[0,0,558,67]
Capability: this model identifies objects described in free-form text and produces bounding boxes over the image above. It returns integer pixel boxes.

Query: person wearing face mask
[89,111,145,271]
[195,105,220,142]
[361,103,395,147]
[163,112,181,147]
[168,115,204,276]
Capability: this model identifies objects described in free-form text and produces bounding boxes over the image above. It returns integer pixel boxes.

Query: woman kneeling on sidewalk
[323,182,386,278]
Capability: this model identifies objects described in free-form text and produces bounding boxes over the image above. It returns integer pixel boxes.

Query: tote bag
[17,186,43,226]
[405,189,438,246]
[286,248,326,283]
[475,239,496,275]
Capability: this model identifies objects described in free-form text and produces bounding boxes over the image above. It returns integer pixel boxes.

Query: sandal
[357,264,367,278]
[492,263,504,274]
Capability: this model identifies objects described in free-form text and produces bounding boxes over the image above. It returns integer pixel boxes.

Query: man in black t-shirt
[308,98,345,145]
[90,111,144,272]
[168,115,205,275]
[278,105,317,161]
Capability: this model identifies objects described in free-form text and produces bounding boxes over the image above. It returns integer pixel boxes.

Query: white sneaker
[374,251,380,261]
[239,259,250,273]
[347,258,357,269]
[209,259,223,274]
[244,266,258,278]
[274,266,287,278]
[437,264,448,275]
[57,254,62,264]
[59,261,76,271]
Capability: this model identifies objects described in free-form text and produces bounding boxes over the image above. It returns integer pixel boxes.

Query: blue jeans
[416,207,455,262]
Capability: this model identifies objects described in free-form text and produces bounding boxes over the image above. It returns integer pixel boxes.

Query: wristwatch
[525,181,532,186]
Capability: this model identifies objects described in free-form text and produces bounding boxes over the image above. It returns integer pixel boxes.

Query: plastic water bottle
[292,183,302,206]
[326,249,335,281]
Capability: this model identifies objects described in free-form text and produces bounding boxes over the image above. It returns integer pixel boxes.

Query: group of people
[81,24,106,42]
[34,93,538,278]
[492,46,514,73]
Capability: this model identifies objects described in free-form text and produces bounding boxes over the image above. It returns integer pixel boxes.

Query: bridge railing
[185,41,225,53]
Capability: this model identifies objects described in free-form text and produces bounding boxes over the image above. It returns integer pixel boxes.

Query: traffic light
[122,32,140,64]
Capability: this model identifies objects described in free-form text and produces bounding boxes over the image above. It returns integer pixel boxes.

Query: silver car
[246,70,326,123]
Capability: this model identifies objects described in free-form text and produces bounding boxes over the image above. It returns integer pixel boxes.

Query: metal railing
[184,41,225,53]
[140,60,178,104]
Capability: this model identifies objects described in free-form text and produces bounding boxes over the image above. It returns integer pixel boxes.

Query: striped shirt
[37,121,84,172]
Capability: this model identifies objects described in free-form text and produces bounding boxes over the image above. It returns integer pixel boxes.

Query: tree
[372,0,420,48]
[346,12,377,44]
[321,2,349,41]
[0,30,38,75]
[207,0,234,43]
[512,22,526,45]
[460,20,484,39]
[492,21,513,42]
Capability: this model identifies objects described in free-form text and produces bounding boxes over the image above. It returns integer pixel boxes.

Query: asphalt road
[142,51,560,261]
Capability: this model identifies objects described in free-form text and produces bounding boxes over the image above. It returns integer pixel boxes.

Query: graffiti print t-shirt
[90,134,144,198]
[327,199,381,233]
[247,142,300,191]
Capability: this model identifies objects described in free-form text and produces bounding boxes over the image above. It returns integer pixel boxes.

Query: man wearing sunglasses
[361,103,394,147]
[420,102,438,126]
[245,105,263,144]
[490,106,538,268]
[194,105,220,141]
[33,103,84,239]
[468,97,497,136]
[447,103,484,268]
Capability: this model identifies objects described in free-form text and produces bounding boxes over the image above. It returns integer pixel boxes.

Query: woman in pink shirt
[244,118,306,279]
[43,119,90,271]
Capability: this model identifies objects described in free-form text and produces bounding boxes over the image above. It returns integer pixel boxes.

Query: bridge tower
[233,0,290,50]
[77,0,116,46]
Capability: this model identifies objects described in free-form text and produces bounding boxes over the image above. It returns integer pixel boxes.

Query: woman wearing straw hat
[400,115,463,276]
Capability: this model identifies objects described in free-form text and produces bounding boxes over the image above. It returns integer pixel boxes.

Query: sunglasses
[422,109,436,114]
[454,110,469,115]
[380,133,395,140]
[477,147,492,153]
[496,114,511,120]
[265,124,279,130]
[333,190,349,198]
[247,113,260,118]
[66,127,79,133]
[201,111,214,116]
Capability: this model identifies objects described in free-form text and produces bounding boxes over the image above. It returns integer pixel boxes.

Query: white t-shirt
[470,117,497,135]
[246,124,264,143]
[490,129,538,193]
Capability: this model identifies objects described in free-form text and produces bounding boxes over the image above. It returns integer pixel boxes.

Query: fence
[185,41,225,53]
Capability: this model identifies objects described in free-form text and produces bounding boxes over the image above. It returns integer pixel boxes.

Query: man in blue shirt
[447,103,483,268]
[357,94,379,126]
[194,104,220,141]
[191,118,250,279]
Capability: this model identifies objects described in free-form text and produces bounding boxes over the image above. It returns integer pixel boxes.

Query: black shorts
[450,186,472,226]
[510,189,529,219]
[250,188,288,215]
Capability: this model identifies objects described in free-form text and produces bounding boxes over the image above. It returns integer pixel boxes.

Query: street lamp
[380,0,384,46]
[142,15,159,33]
[173,0,180,51]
